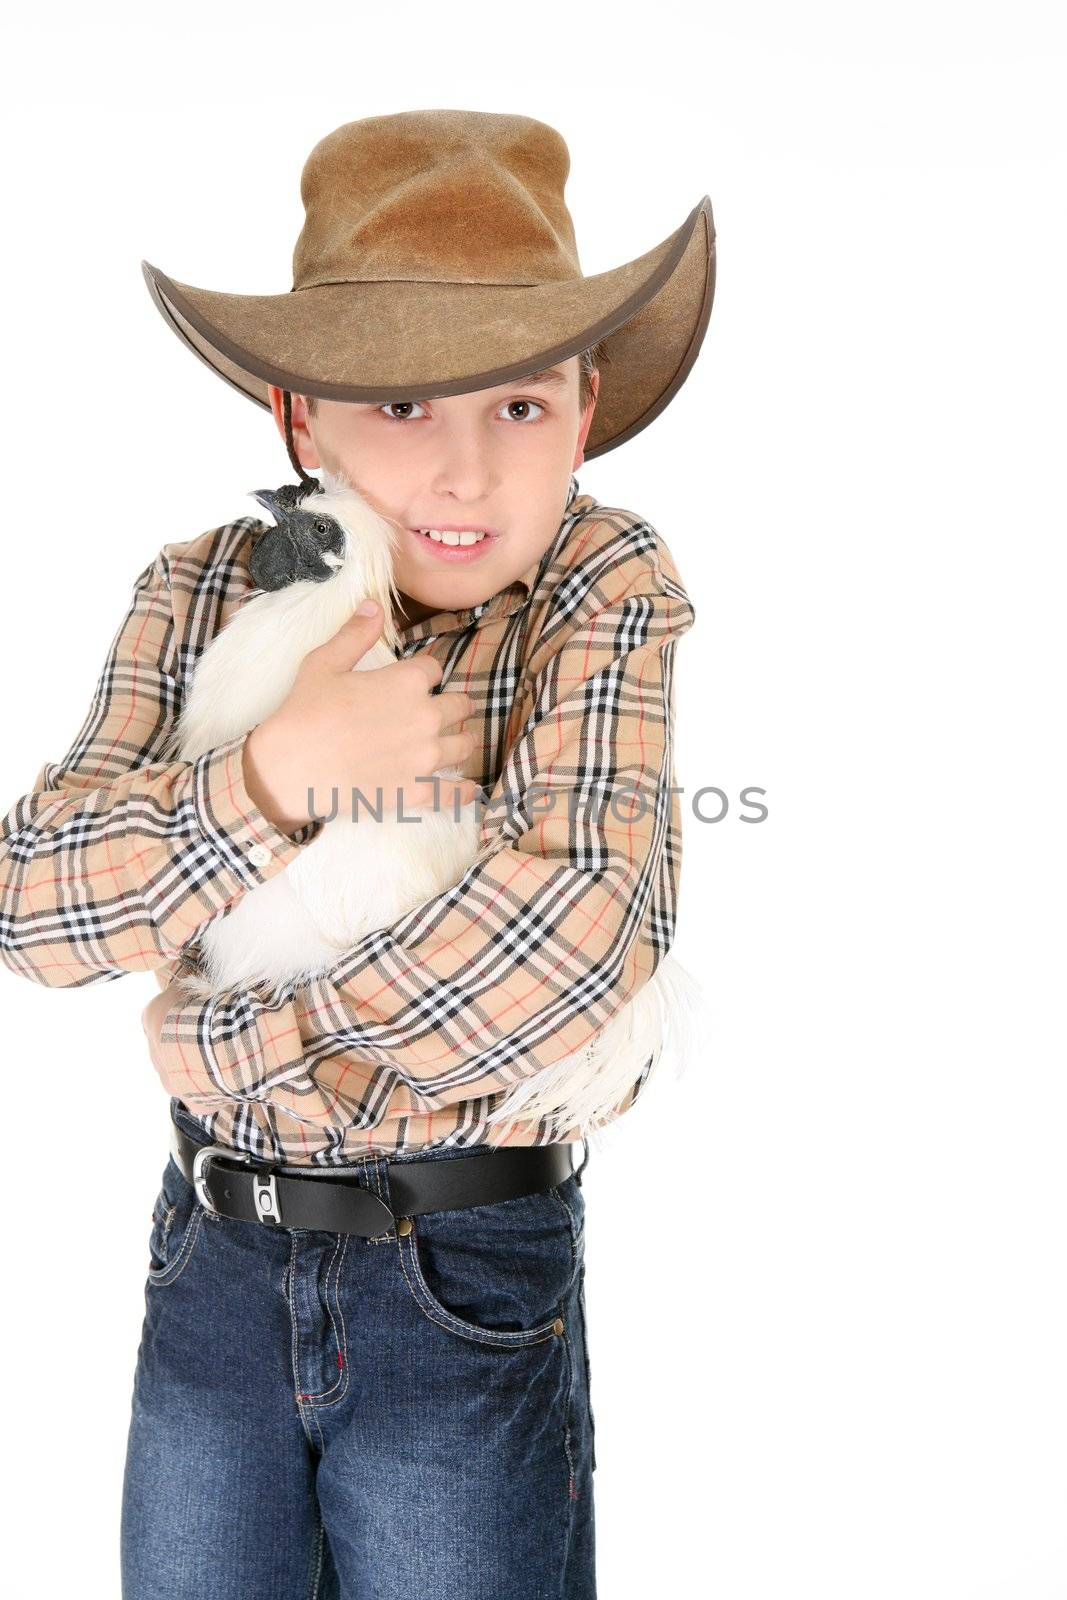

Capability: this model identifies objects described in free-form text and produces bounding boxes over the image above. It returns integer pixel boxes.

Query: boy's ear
[266,385,320,468]
[266,384,286,434]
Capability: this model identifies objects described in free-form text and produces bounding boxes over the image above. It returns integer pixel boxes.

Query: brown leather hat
[142,108,716,461]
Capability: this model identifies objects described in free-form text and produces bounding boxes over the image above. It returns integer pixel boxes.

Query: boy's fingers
[435,689,474,727]
[404,653,444,687]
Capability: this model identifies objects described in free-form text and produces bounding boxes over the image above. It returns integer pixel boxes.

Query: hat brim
[142,195,715,460]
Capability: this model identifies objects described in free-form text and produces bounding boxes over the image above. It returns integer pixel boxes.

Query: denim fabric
[120,1104,597,1598]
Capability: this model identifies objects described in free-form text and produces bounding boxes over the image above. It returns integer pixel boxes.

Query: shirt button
[247,843,271,868]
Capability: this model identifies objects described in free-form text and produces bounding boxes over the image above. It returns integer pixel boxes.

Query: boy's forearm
[0,733,312,988]
[0,552,322,989]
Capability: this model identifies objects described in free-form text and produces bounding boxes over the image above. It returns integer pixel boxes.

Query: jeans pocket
[146,1155,207,1288]
[395,1174,584,1350]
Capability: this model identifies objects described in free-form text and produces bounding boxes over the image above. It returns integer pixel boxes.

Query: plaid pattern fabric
[0,475,696,1163]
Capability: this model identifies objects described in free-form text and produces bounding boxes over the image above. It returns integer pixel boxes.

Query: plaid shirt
[0,475,695,1164]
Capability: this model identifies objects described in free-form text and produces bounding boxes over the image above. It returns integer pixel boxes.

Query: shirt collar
[399,474,586,642]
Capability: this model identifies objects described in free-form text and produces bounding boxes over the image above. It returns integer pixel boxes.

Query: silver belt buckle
[191,1144,253,1216]
[175,1127,285,1226]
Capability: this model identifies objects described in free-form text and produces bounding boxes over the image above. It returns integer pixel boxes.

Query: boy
[0,111,714,1597]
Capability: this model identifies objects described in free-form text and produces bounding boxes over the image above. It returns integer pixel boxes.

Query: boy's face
[267,357,598,627]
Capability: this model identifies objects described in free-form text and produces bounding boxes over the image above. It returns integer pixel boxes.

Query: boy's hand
[141,979,187,1093]
[241,602,479,835]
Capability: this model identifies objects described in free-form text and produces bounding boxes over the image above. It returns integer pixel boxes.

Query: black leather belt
[169,1115,578,1238]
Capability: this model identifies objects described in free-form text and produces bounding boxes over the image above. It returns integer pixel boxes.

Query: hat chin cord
[282,388,321,489]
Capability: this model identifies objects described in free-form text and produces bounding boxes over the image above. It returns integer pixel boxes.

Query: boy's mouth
[408,527,499,563]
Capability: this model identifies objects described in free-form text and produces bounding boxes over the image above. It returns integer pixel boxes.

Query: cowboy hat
[141,109,716,462]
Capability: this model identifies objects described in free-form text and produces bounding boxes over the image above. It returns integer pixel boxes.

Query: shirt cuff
[187,732,320,892]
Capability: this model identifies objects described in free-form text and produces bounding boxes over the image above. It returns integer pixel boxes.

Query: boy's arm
[0,551,319,988]
[156,568,695,1125]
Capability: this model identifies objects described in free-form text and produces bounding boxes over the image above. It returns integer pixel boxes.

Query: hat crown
[289,109,585,291]
[292,110,582,291]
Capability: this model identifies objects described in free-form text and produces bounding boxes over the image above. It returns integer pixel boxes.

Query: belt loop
[362,1150,399,1242]
[573,1136,591,1185]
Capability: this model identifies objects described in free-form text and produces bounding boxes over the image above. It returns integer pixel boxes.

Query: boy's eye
[498,399,545,422]
[378,401,423,421]
[377,398,545,423]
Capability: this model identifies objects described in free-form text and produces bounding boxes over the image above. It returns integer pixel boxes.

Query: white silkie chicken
[162,467,703,1149]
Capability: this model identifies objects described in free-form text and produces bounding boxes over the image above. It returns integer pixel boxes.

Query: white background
[0,4,1064,1595]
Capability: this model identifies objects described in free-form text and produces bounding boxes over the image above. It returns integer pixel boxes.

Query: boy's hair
[303,341,603,421]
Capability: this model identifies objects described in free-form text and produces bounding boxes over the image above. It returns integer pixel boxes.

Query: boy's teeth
[420,528,487,546]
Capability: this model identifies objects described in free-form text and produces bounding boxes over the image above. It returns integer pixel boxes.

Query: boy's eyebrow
[511,365,570,389]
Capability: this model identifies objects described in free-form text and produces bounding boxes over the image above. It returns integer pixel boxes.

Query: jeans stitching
[559,1315,579,1508]
[365,1155,396,1244]
[549,1180,582,1269]
[577,1270,597,1472]
[300,1231,351,1409]
[147,1203,206,1288]
[288,1233,318,1447]
[395,1212,566,1349]
[148,1195,177,1269]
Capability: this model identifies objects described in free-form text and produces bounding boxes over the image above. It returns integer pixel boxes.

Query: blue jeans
[120,1104,597,1598]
